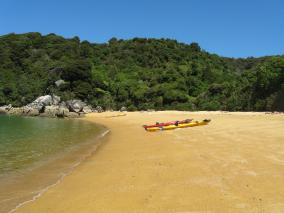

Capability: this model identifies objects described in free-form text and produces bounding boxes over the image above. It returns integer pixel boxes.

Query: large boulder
[59,101,67,108]
[39,105,72,118]
[57,106,69,118]
[26,95,53,111]
[34,95,53,106]
[41,106,59,117]
[55,79,66,87]
[66,100,87,113]
[52,95,61,105]
[26,95,61,112]
[82,105,93,113]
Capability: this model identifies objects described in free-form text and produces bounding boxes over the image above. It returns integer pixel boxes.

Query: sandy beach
[14,111,284,213]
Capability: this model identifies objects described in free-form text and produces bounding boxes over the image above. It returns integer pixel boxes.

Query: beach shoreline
[0,116,109,213]
[13,111,284,212]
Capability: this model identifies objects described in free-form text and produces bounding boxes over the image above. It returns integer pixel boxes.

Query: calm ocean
[0,115,108,212]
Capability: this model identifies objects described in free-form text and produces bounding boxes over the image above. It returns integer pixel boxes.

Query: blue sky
[0,0,283,58]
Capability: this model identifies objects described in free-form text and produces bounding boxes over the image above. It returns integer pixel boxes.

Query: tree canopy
[0,33,283,111]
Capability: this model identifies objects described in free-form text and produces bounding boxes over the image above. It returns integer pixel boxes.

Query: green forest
[0,33,283,111]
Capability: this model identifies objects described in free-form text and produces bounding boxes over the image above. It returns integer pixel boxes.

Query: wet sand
[15,111,284,212]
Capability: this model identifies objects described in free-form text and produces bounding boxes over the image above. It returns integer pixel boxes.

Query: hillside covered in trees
[0,33,283,111]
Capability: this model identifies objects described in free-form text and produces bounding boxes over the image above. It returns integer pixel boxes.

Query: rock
[38,105,72,118]
[59,101,67,108]
[6,106,39,116]
[22,107,31,114]
[78,112,86,117]
[25,94,61,113]
[22,107,40,116]
[82,105,93,113]
[65,112,80,118]
[34,95,53,106]
[7,107,23,116]
[52,95,61,105]
[41,105,59,117]
[57,106,69,118]
[0,96,90,119]
[28,108,40,116]
[55,80,66,87]
[3,104,12,111]
[95,106,104,113]
[26,95,53,111]
[7,104,13,111]
[120,106,127,112]
[0,104,12,114]
[66,100,86,113]
[0,108,7,114]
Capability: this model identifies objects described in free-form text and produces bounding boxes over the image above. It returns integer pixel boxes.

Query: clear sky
[0,0,283,58]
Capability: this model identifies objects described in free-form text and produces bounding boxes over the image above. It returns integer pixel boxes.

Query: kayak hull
[143,119,192,129]
[145,120,210,132]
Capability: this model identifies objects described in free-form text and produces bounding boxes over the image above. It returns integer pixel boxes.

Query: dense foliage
[0,33,283,111]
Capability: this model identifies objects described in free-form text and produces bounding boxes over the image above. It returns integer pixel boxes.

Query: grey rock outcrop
[26,95,61,111]
[55,79,66,87]
[82,105,93,113]
[41,106,59,117]
[41,105,79,118]
[22,107,40,116]
[52,95,61,105]
[59,101,67,108]
[2,96,92,118]
[66,100,86,113]
[26,95,53,111]
[57,106,70,118]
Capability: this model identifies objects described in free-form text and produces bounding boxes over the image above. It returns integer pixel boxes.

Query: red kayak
[143,119,193,129]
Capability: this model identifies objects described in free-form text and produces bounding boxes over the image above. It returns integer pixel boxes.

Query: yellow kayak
[145,119,210,132]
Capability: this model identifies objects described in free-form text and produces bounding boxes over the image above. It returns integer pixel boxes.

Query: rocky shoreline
[0,95,104,118]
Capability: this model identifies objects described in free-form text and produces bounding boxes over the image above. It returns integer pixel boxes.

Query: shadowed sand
[15,111,284,213]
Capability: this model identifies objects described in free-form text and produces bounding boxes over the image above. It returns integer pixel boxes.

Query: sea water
[0,115,108,212]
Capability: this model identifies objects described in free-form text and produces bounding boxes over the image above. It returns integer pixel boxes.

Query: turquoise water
[0,115,104,175]
[0,115,107,212]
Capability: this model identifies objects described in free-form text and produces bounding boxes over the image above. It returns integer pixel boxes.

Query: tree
[61,59,92,83]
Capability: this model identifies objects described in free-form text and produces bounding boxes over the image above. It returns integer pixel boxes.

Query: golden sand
[15,111,284,212]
